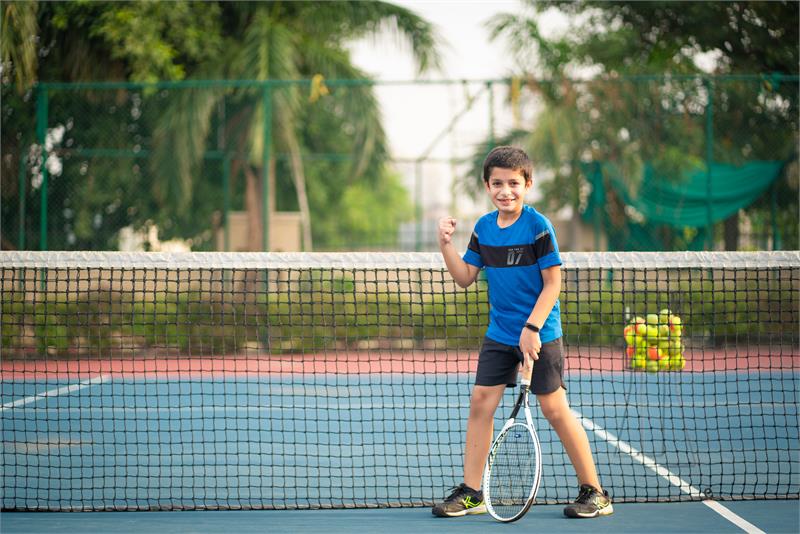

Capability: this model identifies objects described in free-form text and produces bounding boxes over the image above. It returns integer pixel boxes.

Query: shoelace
[444,484,468,502]
[574,486,595,504]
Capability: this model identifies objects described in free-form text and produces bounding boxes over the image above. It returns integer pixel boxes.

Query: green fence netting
[584,160,787,251]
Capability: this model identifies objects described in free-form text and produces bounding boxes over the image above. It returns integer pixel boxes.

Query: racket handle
[520,357,533,386]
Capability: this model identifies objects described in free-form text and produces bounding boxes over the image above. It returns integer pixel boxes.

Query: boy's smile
[485,168,531,224]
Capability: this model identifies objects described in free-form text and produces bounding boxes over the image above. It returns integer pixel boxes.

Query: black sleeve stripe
[468,232,480,253]
[532,230,555,259]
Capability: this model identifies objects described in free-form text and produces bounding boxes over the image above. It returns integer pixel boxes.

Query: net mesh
[1,251,798,511]
[485,422,540,520]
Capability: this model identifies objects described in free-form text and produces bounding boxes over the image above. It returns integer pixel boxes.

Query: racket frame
[482,374,543,522]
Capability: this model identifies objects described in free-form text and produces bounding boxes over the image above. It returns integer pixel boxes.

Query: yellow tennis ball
[646,325,659,342]
[623,325,636,345]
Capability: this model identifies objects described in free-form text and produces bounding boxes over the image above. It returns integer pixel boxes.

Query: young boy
[432,146,613,519]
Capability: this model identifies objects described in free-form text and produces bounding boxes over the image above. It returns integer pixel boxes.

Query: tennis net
[1,251,798,511]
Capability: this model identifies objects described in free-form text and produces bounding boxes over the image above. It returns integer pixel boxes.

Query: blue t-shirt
[462,205,563,346]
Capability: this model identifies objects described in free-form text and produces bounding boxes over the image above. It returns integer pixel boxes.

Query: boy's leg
[537,387,601,490]
[463,384,506,490]
[537,387,613,518]
[432,384,505,517]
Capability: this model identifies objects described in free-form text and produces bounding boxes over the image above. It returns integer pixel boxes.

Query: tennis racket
[482,359,542,522]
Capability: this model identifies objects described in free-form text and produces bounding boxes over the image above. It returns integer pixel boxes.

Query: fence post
[704,77,714,251]
[262,84,272,251]
[223,154,231,252]
[487,80,495,146]
[36,85,49,251]
[17,150,27,249]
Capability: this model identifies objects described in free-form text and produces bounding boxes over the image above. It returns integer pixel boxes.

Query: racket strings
[486,423,539,519]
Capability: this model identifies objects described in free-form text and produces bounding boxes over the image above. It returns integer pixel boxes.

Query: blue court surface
[2,370,798,532]
[2,501,799,533]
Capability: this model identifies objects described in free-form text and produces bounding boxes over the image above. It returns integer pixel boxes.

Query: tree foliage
[1,1,441,251]
[476,1,798,250]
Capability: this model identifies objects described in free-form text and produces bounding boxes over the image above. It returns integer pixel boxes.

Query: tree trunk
[244,165,262,252]
[724,211,740,251]
[285,132,313,251]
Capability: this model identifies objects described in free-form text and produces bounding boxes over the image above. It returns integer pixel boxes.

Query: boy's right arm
[438,216,479,288]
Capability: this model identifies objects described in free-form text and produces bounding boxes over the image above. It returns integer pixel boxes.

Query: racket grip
[520,358,533,386]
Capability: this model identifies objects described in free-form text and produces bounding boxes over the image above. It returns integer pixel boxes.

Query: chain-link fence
[2,75,797,252]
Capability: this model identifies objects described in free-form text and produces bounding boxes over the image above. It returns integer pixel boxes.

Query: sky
[350,0,521,158]
[348,1,568,232]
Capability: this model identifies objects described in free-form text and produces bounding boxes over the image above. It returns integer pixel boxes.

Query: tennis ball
[658,324,670,338]
[646,360,659,373]
[668,339,683,357]
[658,357,672,370]
[626,346,635,358]
[635,346,647,359]
[658,339,670,352]
[672,356,686,371]
[635,323,648,336]
[623,325,636,346]
[646,325,660,343]
[647,346,660,361]
[646,313,659,326]
[659,308,672,324]
[632,356,646,370]
[670,319,683,337]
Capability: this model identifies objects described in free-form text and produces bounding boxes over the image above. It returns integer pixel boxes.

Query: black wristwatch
[524,322,540,333]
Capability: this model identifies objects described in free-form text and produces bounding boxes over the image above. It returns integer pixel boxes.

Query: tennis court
[2,251,798,532]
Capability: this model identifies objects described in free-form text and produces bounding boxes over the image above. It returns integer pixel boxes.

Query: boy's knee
[469,386,503,419]
[538,388,570,424]
[541,403,567,425]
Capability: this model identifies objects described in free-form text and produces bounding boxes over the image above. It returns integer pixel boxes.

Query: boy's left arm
[519,265,562,362]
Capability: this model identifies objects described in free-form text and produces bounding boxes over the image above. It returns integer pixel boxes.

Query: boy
[432,146,613,519]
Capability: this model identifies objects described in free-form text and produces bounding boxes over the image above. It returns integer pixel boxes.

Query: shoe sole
[564,503,614,518]
[432,504,487,517]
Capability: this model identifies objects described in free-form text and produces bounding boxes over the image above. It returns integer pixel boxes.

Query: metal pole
[36,86,49,251]
[704,78,714,250]
[415,160,422,251]
[488,81,495,146]
[17,151,26,249]
[223,155,231,252]
[771,180,781,250]
[593,163,602,251]
[262,86,272,251]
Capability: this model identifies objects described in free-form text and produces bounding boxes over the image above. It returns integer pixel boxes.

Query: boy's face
[485,167,531,217]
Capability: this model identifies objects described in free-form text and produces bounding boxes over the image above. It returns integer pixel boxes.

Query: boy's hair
[482,146,533,184]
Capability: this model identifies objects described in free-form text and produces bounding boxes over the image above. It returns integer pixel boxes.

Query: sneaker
[431,483,486,517]
[563,484,614,518]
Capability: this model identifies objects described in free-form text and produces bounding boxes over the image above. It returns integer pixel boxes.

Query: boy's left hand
[519,328,542,361]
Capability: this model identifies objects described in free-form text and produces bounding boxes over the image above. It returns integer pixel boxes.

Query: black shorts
[475,336,565,395]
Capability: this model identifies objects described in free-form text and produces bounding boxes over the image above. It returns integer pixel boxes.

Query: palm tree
[1,1,38,93]
[150,1,442,251]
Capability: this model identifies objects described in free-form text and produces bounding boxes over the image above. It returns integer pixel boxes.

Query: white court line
[1,375,111,411]
[572,408,766,534]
